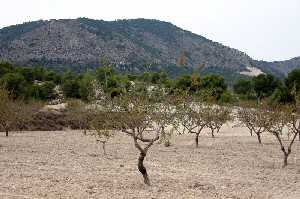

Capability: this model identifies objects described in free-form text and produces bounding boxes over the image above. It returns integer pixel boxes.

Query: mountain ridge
[0,18,299,77]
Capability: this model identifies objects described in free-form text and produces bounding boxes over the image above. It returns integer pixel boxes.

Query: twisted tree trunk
[256,132,262,144]
[195,133,200,148]
[5,125,9,137]
[130,128,159,186]
[283,153,288,168]
[275,132,297,168]
[138,152,150,185]
[281,147,291,168]
[102,142,107,156]
[211,129,215,138]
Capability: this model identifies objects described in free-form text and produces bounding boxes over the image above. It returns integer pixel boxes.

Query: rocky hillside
[252,57,300,77]
[0,18,299,77]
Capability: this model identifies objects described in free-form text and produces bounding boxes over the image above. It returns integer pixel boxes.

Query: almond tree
[264,107,299,167]
[187,104,211,147]
[291,88,300,141]
[175,95,202,133]
[93,93,160,185]
[176,96,213,147]
[207,106,231,138]
[153,104,174,147]
[176,95,215,147]
[236,108,254,136]
[153,95,180,147]
[237,107,268,144]
[90,115,115,156]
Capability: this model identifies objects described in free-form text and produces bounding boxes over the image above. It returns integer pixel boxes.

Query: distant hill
[0,18,299,78]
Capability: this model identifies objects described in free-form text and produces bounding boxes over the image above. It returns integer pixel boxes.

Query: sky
[0,0,299,61]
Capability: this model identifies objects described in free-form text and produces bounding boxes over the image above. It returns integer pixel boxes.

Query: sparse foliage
[237,106,268,144]
[177,98,212,147]
[91,115,115,156]
[92,93,160,185]
[206,106,231,138]
[263,106,299,167]
[152,97,177,147]
[65,99,95,135]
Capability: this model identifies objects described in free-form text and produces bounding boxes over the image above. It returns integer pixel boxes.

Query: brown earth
[0,125,300,199]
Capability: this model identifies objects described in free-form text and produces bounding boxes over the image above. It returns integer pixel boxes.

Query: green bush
[268,87,293,106]
[218,91,236,104]
[0,73,27,98]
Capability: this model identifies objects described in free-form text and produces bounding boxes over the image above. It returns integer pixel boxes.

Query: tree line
[2,61,300,106]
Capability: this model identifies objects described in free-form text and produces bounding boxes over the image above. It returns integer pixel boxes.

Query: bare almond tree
[93,94,160,185]
[264,107,299,167]
[176,95,228,147]
[90,115,115,156]
[153,95,179,147]
[237,107,268,144]
[185,103,211,147]
[174,94,194,135]
[176,97,203,146]
[206,106,231,138]
[236,108,254,136]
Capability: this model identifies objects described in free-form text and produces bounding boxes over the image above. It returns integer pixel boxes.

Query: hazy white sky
[0,0,299,61]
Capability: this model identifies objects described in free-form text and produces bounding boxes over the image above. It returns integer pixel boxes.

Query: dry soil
[1,124,300,199]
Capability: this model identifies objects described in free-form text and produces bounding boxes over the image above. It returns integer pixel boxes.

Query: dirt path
[0,126,300,198]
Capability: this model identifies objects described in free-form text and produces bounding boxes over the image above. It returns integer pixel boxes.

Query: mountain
[0,18,299,78]
[252,57,300,77]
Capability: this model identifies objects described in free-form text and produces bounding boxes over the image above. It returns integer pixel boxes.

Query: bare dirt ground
[1,124,300,199]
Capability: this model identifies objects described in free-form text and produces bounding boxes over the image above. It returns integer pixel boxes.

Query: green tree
[268,86,293,105]
[174,75,192,91]
[30,81,56,100]
[219,91,236,104]
[252,74,281,102]
[107,75,118,89]
[199,74,227,100]
[150,71,167,84]
[233,79,253,95]
[44,71,62,84]
[16,67,35,83]
[285,69,300,93]
[96,66,114,89]
[0,73,27,98]
[79,73,95,101]
[32,67,46,81]
[62,79,80,99]
[138,72,152,83]
[0,62,13,78]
